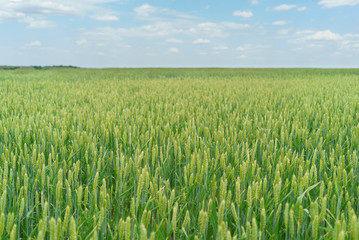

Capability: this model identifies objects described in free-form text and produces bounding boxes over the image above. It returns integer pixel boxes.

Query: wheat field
[0,68,359,239]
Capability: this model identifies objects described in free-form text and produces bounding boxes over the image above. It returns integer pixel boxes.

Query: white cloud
[0,9,55,28]
[166,38,183,43]
[25,18,56,28]
[233,10,253,18]
[295,30,316,35]
[220,22,250,29]
[197,22,216,28]
[213,45,229,50]
[273,21,287,26]
[250,0,259,4]
[190,22,249,38]
[76,4,251,54]
[290,30,353,50]
[297,6,308,11]
[192,38,211,44]
[76,39,88,47]
[237,55,247,59]
[169,48,179,53]
[134,4,156,17]
[332,34,359,51]
[302,30,343,41]
[0,0,118,27]
[4,1,81,16]
[82,22,181,41]
[235,44,271,51]
[28,40,41,46]
[92,15,118,21]
[81,20,249,42]
[134,4,195,19]
[278,29,292,35]
[319,0,359,7]
[292,43,325,51]
[273,4,297,11]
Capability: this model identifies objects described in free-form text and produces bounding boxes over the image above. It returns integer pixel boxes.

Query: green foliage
[0,68,358,239]
[0,66,19,70]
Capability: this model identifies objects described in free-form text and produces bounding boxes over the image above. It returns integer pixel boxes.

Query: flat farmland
[0,68,359,239]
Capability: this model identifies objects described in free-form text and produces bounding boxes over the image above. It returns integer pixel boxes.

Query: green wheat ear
[0,213,5,237]
[138,223,146,240]
[172,202,178,234]
[125,216,131,240]
[49,218,56,240]
[9,225,16,240]
[69,216,77,240]
[6,212,15,234]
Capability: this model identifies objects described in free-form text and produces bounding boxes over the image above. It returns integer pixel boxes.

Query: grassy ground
[0,68,359,239]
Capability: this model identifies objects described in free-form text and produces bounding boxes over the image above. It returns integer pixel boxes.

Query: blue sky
[0,0,359,68]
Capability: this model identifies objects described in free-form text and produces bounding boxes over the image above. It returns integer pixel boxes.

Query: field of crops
[1,68,359,239]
